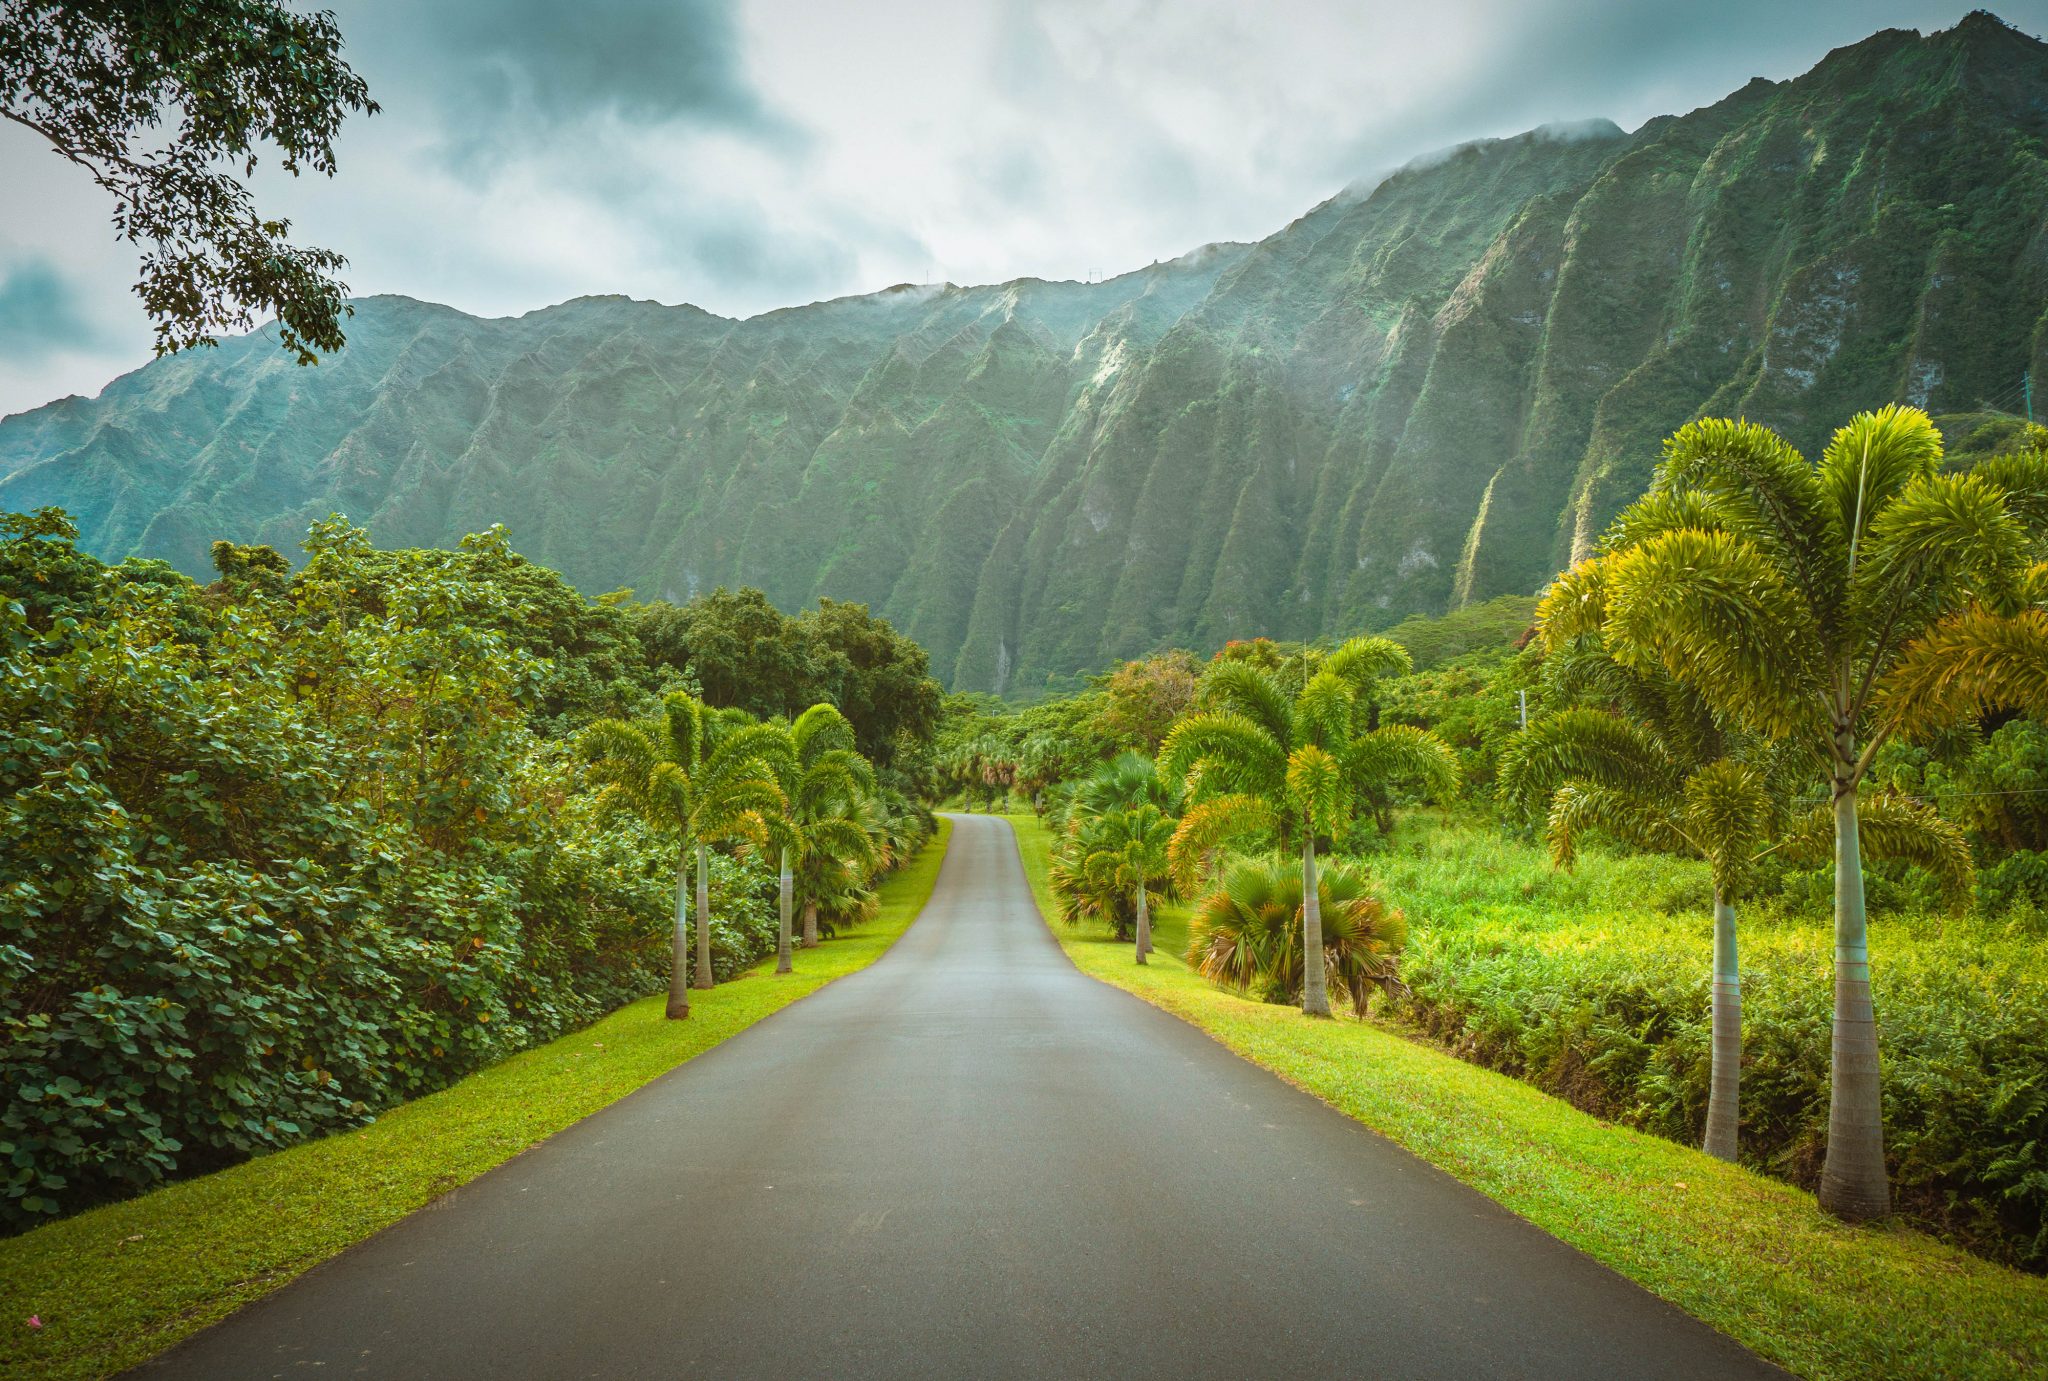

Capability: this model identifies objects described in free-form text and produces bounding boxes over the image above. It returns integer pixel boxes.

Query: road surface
[139,813,1782,1380]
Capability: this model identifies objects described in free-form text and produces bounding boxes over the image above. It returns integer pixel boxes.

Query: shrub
[1381,819,2048,1267]
[0,516,780,1231]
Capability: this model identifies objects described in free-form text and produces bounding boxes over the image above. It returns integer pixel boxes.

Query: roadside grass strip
[0,819,951,1381]
[1004,812,2048,1381]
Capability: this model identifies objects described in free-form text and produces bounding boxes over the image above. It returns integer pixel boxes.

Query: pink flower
[27,1316,42,1330]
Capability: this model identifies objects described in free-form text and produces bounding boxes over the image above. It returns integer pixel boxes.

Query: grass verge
[1005,812,2047,1381]
[0,818,950,1381]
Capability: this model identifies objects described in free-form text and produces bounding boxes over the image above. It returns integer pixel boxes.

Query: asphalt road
[138,813,1784,1380]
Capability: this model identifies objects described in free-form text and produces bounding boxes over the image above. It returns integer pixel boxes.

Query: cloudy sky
[1,0,2041,417]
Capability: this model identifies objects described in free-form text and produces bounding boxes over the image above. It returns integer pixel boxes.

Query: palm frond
[1880,605,2048,733]
[1285,743,1348,837]
[1159,712,1288,798]
[659,693,704,771]
[790,702,858,762]
[1604,528,1821,737]
[1168,793,1278,891]
[1345,725,1461,803]
[1601,489,1731,554]
[1322,635,1410,690]
[1966,442,2048,538]
[1653,416,1844,620]
[1679,759,1774,898]
[1855,793,1976,905]
[1819,404,1945,557]
[1197,660,1294,745]
[1292,669,1353,751]
[1855,471,2028,640]
[1499,708,1672,817]
[1537,556,1610,647]
[1546,783,1686,870]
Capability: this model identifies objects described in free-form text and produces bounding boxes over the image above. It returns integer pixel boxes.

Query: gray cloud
[0,261,106,362]
[6,0,2048,420]
[1316,1,2034,191]
[411,0,779,129]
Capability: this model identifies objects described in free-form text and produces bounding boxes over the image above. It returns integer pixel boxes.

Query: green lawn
[0,819,950,1381]
[1006,812,2048,1381]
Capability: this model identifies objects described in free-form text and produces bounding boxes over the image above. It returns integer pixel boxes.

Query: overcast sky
[2,0,2042,418]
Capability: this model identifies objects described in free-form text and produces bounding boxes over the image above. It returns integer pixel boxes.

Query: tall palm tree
[579,693,786,1017]
[1501,701,1968,1161]
[1504,709,1767,1161]
[1160,638,1458,1017]
[1549,405,2042,1218]
[765,704,881,962]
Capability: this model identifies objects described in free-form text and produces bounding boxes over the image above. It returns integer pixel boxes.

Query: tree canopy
[0,0,377,361]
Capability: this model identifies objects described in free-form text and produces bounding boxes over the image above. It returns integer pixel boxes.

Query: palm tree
[1049,804,1175,961]
[1160,638,1458,1017]
[1549,405,2042,1218]
[766,704,881,961]
[1185,855,1407,1016]
[579,693,786,1017]
[1504,709,1766,1160]
[1502,699,1969,1164]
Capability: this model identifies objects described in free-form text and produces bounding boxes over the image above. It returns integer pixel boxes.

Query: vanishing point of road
[138,814,1783,1380]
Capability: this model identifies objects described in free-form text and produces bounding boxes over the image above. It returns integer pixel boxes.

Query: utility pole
[2026,371,2034,425]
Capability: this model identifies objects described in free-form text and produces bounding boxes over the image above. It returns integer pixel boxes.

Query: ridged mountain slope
[5,13,2045,691]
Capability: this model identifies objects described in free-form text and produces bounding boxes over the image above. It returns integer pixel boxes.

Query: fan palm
[1546,405,2042,1217]
[1059,751,1179,826]
[1186,855,1407,1016]
[578,693,786,1018]
[1159,638,1457,1016]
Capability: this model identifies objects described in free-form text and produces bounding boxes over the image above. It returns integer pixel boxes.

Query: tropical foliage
[0,510,927,1232]
[1160,639,1458,1015]
[1545,405,2046,1219]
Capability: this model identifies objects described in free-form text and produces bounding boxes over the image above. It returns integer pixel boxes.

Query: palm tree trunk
[1134,884,1151,965]
[693,840,714,990]
[802,899,819,948]
[1301,833,1332,1018]
[1703,892,1740,1161]
[1819,779,1889,1219]
[776,846,794,975]
[666,846,692,1019]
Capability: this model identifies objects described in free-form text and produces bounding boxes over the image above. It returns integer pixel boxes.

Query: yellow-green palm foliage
[1545,405,2039,1220]
[578,693,786,1017]
[1504,710,1773,896]
[1547,408,2044,759]
[1159,641,1459,882]
[1186,855,1407,1018]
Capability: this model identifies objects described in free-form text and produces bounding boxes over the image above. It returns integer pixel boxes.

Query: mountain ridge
[5,12,2046,692]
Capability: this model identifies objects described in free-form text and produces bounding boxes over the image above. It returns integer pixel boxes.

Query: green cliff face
[5,14,2045,691]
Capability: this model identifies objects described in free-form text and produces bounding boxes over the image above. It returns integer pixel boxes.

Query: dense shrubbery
[1380,820,2048,1266]
[0,511,928,1232]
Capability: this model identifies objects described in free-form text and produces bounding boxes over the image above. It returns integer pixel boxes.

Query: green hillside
[5,13,2045,690]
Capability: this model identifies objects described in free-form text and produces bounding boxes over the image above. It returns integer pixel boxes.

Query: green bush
[1378,820,2048,1267]
[0,513,780,1231]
